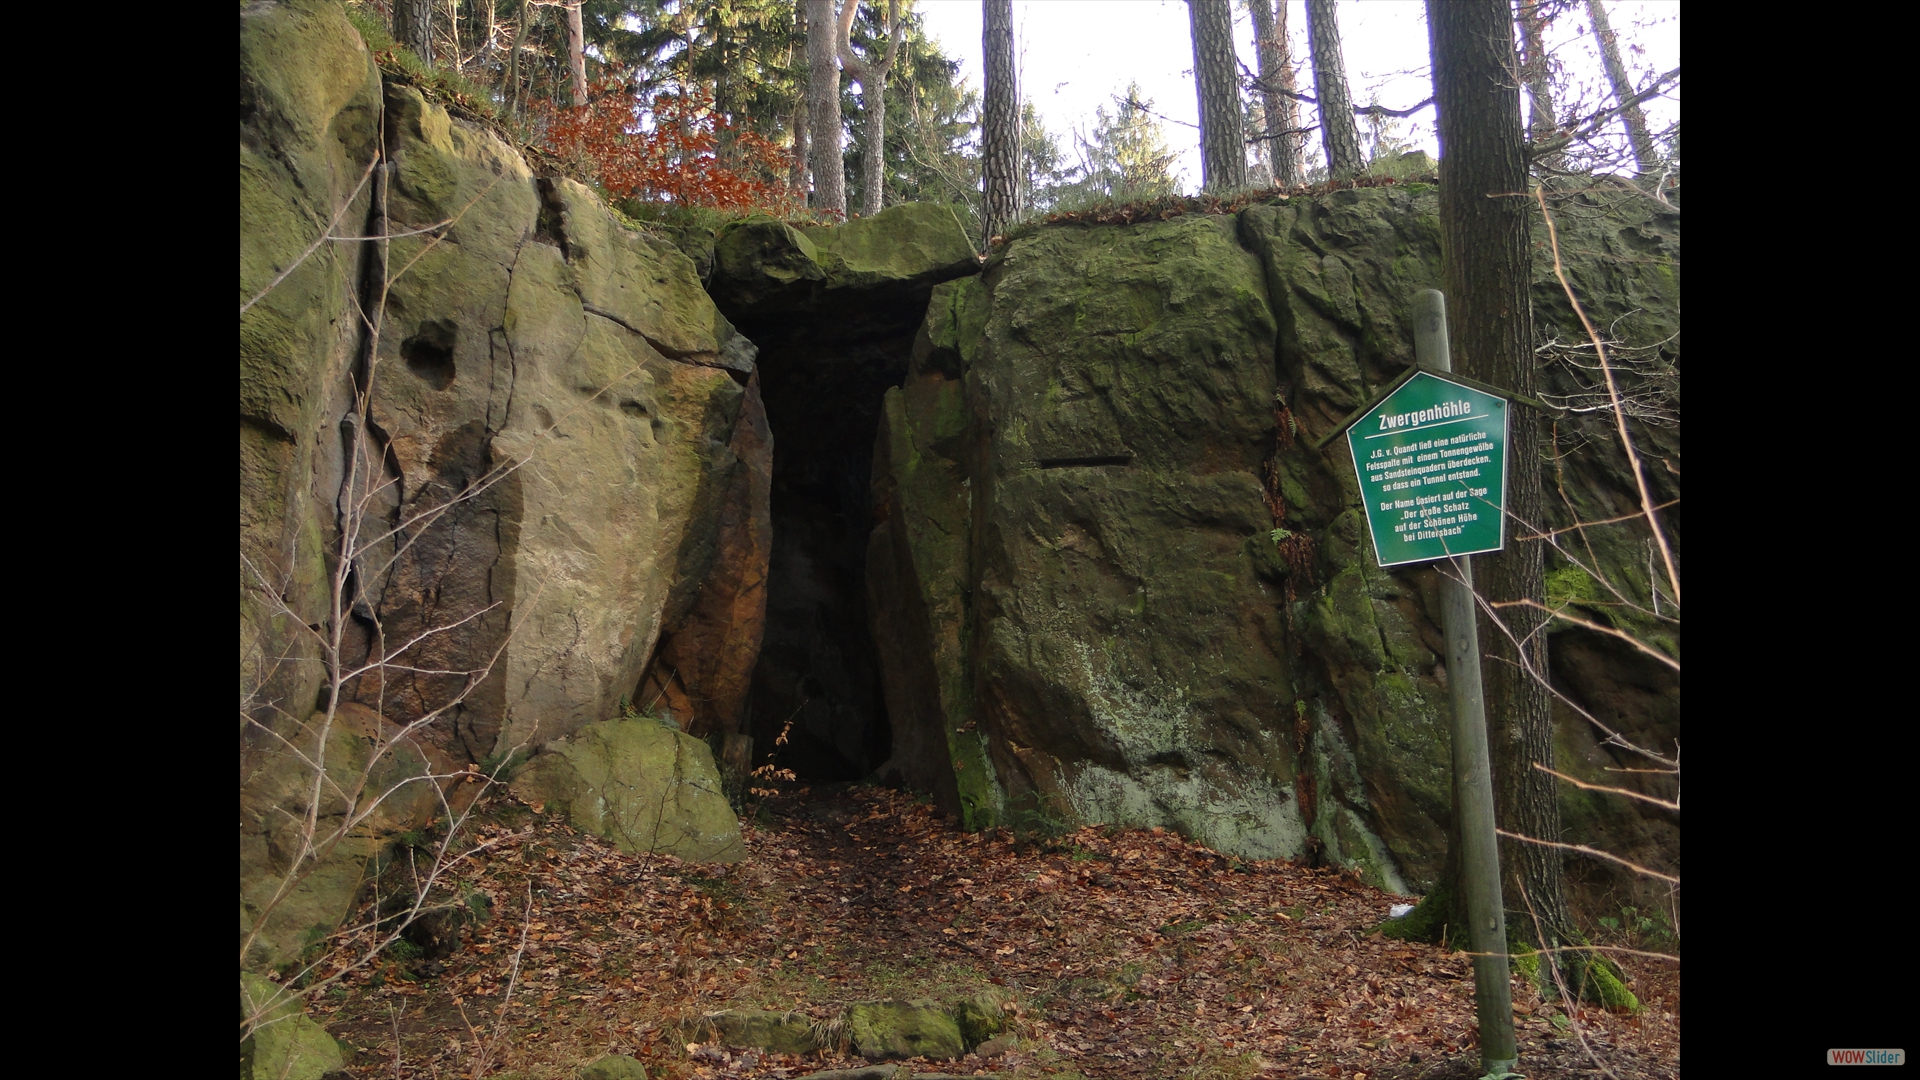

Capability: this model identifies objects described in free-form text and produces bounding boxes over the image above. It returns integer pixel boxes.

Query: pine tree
[981,0,1020,240]
[392,0,434,66]
[1428,0,1576,980]
[1585,0,1661,176]
[806,0,848,216]
[1305,0,1362,180]
[1248,0,1301,188]
[1187,0,1247,192]
[837,0,909,217]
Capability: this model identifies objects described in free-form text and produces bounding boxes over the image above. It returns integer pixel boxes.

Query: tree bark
[1427,0,1574,965]
[1585,0,1661,176]
[981,0,1020,240]
[393,0,435,67]
[565,0,588,107]
[1248,0,1300,188]
[806,0,847,217]
[1516,0,1559,169]
[790,0,813,200]
[839,0,908,217]
[1187,0,1246,192]
[1305,0,1362,180]
[508,0,528,121]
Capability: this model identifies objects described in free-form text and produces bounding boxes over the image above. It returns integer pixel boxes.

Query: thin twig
[1493,598,1679,672]
[1536,185,1680,608]
[241,152,382,316]
[1518,880,1622,1080]
[1534,763,1678,811]
[1495,829,1679,885]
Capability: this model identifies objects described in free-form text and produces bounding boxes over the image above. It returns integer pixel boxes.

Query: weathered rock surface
[870,214,1307,858]
[240,703,475,970]
[241,0,758,971]
[685,1009,823,1056]
[240,973,347,1080]
[709,206,980,783]
[239,0,381,776]
[848,999,966,1062]
[354,86,754,761]
[510,719,745,862]
[868,185,1679,907]
[577,1053,649,1080]
[710,203,977,317]
[637,369,774,753]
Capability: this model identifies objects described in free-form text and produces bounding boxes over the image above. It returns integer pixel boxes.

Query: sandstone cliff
[241,0,1678,974]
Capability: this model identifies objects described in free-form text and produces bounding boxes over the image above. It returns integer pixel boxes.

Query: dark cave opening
[719,296,929,784]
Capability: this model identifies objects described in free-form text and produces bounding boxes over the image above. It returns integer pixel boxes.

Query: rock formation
[240,0,1677,982]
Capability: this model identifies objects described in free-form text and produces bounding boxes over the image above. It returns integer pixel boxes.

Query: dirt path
[313,785,1679,1079]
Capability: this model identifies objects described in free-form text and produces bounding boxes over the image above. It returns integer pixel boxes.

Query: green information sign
[1346,371,1508,567]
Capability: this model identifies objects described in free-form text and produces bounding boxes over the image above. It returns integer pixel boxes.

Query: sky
[906,0,1681,192]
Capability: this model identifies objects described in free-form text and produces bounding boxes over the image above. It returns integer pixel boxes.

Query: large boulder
[355,84,755,761]
[240,973,347,1080]
[241,1,757,968]
[949,214,1307,858]
[510,719,746,862]
[869,185,1679,905]
[847,999,966,1062]
[240,703,475,971]
[710,203,977,317]
[239,0,381,768]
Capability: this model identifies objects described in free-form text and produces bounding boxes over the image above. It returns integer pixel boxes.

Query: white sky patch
[910,0,1679,194]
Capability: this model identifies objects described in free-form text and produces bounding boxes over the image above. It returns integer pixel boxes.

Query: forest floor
[312,784,1679,1080]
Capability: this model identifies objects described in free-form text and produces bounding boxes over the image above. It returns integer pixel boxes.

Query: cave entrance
[720,290,930,784]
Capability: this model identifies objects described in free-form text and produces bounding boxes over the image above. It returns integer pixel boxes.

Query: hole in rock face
[721,299,933,784]
[402,320,457,390]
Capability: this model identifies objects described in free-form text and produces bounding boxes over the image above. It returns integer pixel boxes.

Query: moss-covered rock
[869,182,1677,905]
[239,0,382,783]
[239,703,470,971]
[956,213,1306,859]
[687,1009,822,1055]
[950,988,1013,1048]
[710,203,977,315]
[847,999,966,1062]
[240,972,346,1080]
[510,719,744,862]
[578,1053,649,1080]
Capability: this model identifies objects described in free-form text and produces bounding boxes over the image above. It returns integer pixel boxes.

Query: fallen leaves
[311,785,1678,1080]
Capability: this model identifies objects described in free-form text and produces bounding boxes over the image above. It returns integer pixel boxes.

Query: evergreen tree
[1428,0,1577,999]
[1585,0,1661,176]
[1187,0,1247,192]
[1248,0,1301,187]
[981,0,1020,240]
[838,0,910,217]
[1305,0,1362,180]
[1057,82,1182,202]
[392,0,434,66]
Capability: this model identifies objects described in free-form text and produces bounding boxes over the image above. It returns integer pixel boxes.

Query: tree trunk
[1427,0,1575,969]
[790,0,813,200]
[1248,0,1300,188]
[806,0,846,217]
[1516,0,1559,169]
[981,0,1019,241]
[508,0,528,122]
[1585,0,1661,176]
[393,0,435,67]
[839,0,907,218]
[1305,0,1362,180]
[1187,0,1246,192]
[565,0,588,107]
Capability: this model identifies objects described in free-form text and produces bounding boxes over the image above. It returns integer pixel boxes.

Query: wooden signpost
[1321,289,1518,1076]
